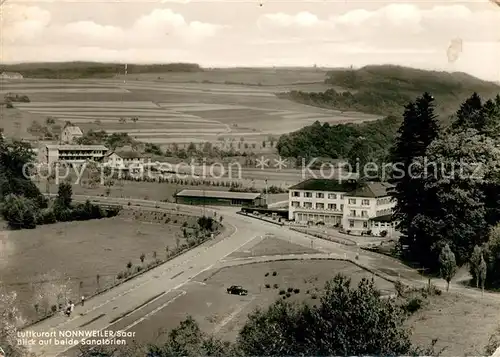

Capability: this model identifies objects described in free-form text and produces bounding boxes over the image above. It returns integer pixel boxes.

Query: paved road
[23,196,499,356]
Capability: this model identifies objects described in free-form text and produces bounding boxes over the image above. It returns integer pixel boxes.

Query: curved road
[24,196,498,356]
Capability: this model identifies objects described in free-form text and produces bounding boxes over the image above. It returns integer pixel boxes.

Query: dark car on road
[227,285,248,295]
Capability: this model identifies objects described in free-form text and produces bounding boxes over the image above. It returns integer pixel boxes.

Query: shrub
[273,283,279,289]
[265,272,269,277]
[287,287,293,293]
[311,294,318,299]
[182,222,188,227]
[36,208,56,225]
[293,288,300,294]
[117,272,124,279]
[265,284,270,288]
[6,102,14,108]
[272,271,277,276]
[279,290,286,295]
[1,194,38,229]
[403,296,424,313]
[285,292,291,298]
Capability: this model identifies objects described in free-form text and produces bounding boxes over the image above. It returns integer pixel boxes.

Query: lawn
[0,211,198,322]
[406,292,500,356]
[226,235,319,259]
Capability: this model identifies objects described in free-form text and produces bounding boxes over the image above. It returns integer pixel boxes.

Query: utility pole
[265,178,268,208]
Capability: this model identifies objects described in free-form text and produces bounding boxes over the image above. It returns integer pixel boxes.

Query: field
[1,73,380,146]
[0,211,199,322]
[126,257,396,345]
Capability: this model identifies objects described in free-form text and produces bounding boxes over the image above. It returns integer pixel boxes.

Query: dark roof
[370,214,394,222]
[176,189,261,200]
[289,179,359,192]
[346,182,394,198]
[115,151,142,159]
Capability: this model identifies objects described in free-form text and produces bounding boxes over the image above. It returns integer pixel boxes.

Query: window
[292,201,300,208]
[340,195,345,200]
[340,204,344,211]
[349,220,354,228]
[361,210,368,217]
[348,198,356,204]
[363,221,368,228]
[327,203,337,210]
[304,202,312,208]
[304,192,312,198]
[328,193,337,199]
[292,191,300,197]
[350,210,356,217]
[362,199,370,206]
[316,193,324,198]
[316,203,324,209]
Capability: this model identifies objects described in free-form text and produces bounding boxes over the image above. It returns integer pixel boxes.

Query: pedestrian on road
[81,295,85,307]
[65,302,72,317]
[70,301,75,313]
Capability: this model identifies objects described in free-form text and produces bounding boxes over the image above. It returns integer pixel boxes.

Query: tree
[388,93,440,266]
[412,129,500,267]
[469,245,483,288]
[0,194,37,229]
[146,316,232,357]
[0,286,30,357]
[140,253,145,264]
[439,244,457,292]
[238,274,416,356]
[55,181,73,209]
[346,137,373,176]
[479,254,487,294]
[0,137,46,208]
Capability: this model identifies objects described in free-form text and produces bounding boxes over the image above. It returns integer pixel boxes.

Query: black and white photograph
[1,0,500,356]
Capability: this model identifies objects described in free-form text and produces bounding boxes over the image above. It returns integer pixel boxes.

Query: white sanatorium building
[42,144,109,165]
[288,178,396,236]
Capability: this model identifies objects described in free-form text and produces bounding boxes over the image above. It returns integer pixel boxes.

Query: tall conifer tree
[389,92,440,263]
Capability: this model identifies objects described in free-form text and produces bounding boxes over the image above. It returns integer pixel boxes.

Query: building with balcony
[42,144,109,165]
[288,178,396,236]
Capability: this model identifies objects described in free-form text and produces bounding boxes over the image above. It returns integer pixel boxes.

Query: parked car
[227,285,248,295]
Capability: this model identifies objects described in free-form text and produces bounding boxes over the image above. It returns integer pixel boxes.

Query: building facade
[61,125,83,143]
[175,189,264,207]
[288,179,396,236]
[43,144,109,165]
[1,72,23,80]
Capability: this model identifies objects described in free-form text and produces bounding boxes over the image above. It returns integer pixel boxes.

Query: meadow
[0,211,199,322]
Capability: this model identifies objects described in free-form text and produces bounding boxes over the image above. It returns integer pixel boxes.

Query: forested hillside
[278,65,499,118]
[0,62,202,79]
[277,66,500,163]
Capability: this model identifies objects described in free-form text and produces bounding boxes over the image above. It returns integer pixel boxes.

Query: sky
[0,0,499,81]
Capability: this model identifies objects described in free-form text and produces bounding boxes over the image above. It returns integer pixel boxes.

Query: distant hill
[0,62,203,79]
[278,65,500,119]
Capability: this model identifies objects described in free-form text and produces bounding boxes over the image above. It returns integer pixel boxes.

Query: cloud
[259,4,500,44]
[2,5,226,49]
